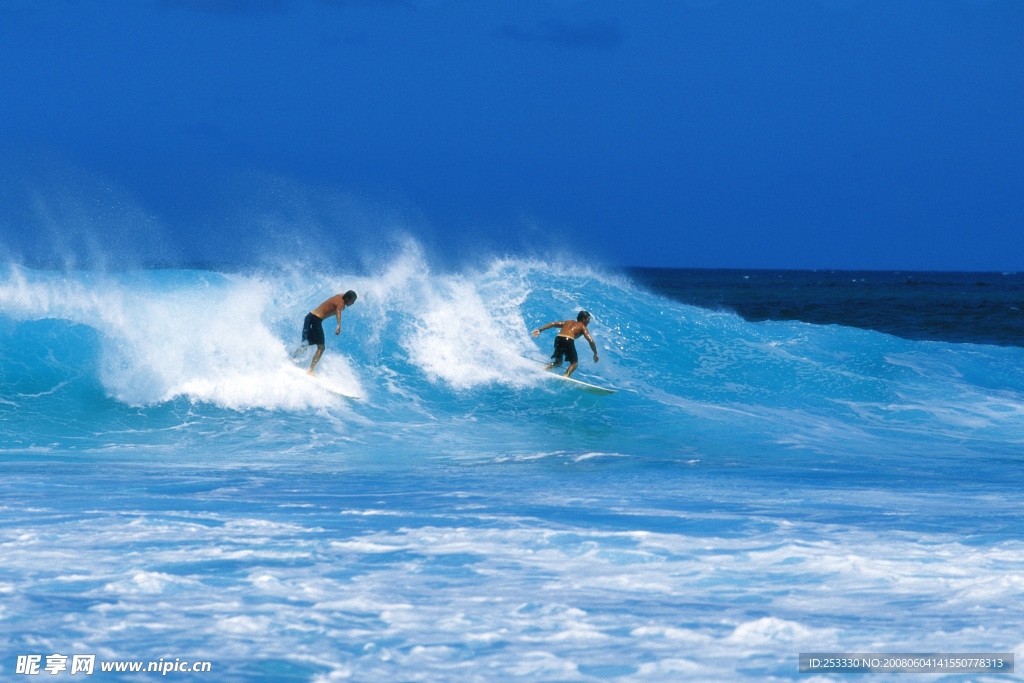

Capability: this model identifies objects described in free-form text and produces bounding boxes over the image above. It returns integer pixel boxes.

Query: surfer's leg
[308,344,325,375]
[291,344,308,359]
[547,339,566,371]
[562,339,579,377]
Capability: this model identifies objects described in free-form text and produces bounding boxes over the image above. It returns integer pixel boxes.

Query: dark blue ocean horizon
[629,267,1024,348]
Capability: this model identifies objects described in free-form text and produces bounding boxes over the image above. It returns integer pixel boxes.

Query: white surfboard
[285,364,362,400]
[546,370,618,395]
[523,358,617,395]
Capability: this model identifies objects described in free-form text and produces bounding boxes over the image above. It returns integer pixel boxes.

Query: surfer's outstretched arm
[532,321,562,337]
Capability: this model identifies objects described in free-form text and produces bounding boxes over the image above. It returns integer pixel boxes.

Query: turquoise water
[2,254,1023,681]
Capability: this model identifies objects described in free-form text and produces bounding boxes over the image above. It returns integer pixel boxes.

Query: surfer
[532,310,599,378]
[294,291,357,375]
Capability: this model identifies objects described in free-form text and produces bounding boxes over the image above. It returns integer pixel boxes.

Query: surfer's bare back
[296,291,357,375]
[532,310,599,378]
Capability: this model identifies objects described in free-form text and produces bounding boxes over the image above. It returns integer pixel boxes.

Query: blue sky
[1,0,1021,269]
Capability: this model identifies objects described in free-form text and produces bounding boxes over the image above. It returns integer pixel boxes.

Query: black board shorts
[551,335,578,365]
[302,312,326,346]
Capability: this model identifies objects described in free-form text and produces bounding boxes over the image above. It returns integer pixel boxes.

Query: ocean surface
[2,254,1023,681]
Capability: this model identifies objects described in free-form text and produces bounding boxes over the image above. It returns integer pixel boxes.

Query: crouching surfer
[293,290,357,375]
[532,310,599,378]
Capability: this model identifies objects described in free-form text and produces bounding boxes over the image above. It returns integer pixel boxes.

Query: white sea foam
[0,265,366,410]
[4,500,1021,681]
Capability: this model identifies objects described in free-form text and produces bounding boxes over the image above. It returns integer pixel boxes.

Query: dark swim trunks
[551,335,578,365]
[302,312,325,346]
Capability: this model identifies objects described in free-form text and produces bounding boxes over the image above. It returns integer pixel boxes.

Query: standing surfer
[532,310,599,378]
[295,291,357,375]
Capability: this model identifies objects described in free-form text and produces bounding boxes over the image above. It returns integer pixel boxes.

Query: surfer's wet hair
[343,290,357,305]
[577,310,591,322]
